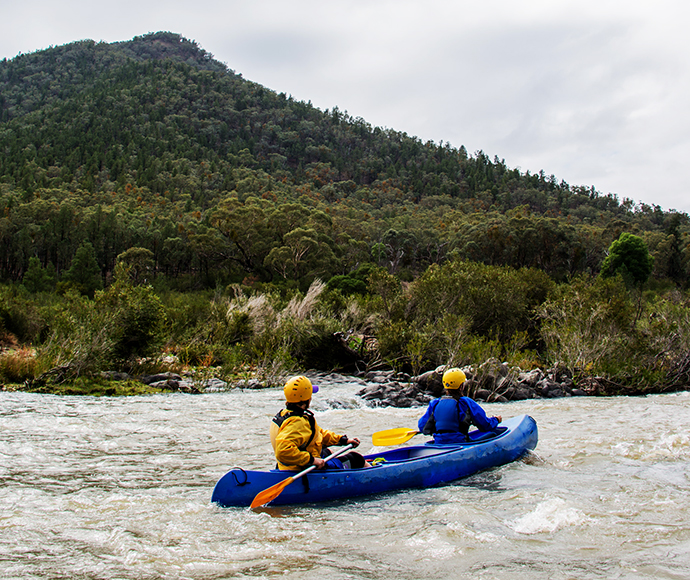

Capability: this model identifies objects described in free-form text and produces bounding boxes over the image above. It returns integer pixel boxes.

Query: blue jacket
[418,396,500,444]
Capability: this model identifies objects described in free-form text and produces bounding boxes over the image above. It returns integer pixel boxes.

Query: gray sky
[2,0,689,213]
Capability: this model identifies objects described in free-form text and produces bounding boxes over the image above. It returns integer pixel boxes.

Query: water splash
[509,497,587,534]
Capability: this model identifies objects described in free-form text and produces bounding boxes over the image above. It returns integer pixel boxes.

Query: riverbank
[3,275,689,400]
[3,359,684,400]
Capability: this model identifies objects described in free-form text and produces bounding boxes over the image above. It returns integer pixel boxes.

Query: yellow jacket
[270,408,344,470]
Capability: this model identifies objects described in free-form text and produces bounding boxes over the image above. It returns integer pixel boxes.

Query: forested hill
[1,31,687,289]
[0,31,634,209]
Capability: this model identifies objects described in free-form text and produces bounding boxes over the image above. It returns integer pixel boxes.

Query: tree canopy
[0,32,688,292]
[600,232,654,287]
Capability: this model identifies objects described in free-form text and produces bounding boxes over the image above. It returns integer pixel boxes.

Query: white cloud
[1,0,689,211]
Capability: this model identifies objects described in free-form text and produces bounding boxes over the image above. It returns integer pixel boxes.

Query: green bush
[95,282,166,361]
[601,232,654,287]
[158,290,214,345]
[368,260,554,373]
[22,258,56,293]
[326,274,367,295]
[60,242,103,298]
[36,290,114,379]
[0,285,51,344]
[405,259,553,344]
[539,274,641,382]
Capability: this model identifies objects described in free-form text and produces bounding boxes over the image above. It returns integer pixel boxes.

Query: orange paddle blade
[250,476,295,508]
[249,444,352,509]
[372,428,420,446]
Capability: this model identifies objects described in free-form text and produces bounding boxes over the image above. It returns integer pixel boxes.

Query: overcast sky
[2,0,689,213]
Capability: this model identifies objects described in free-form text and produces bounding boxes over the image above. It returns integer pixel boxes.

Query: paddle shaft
[289,443,354,480]
[250,443,354,508]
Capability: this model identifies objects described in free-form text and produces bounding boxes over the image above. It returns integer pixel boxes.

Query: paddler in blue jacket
[418,367,502,444]
[270,375,368,470]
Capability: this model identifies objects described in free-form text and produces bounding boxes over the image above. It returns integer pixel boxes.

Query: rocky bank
[112,358,595,407]
[354,360,590,407]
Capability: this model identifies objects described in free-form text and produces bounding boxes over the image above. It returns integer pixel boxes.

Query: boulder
[140,372,182,385]
[101,371,132,381]
[473,388,492,402]
[357,380,430,407]
[517,369,544,387]
[148,378,200,393]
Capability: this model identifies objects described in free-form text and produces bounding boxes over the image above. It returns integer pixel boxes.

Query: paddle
[250,444,354,509]
[372,427,420,446]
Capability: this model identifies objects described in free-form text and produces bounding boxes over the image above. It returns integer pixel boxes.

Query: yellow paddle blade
[250,476,295,508]
[372,428,420,446]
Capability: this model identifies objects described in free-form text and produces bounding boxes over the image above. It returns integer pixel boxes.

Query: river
[1,375,689,579]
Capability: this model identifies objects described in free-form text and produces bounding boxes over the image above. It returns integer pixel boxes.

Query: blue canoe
[211,414,538,507]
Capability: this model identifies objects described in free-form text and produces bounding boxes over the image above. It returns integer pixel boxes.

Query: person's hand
[346,437,360,448]
[494,415,502,423]
[313,457,326,469]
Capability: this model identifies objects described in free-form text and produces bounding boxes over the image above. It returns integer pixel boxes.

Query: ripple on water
[1,388,690,580]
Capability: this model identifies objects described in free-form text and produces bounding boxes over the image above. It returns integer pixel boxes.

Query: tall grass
[2,263,690,395]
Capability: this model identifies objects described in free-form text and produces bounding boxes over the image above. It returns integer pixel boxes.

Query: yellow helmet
[442,368,466,390]
[284,375,319,403]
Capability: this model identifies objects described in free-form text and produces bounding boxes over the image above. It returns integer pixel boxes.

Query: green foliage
[2,266,690,395]
[37,290,115,378]
[60,241,103,297]
[326,274,367,295]
[539,275,641,382]
[326,263,375,296]
[371,260,553,373]
[0,285,49,343]
[22,257,56,293]
[600,232,654,287]
[1,32,687,296]
[407,259,553,343]
[367,267,402,318]
[115,247,155,285]
[29,279,166,383]
[94,281,166,361]
[2,33,690,394]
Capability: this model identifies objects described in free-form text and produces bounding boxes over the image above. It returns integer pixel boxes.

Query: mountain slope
[2,31,621,210]
[0,32,686,288]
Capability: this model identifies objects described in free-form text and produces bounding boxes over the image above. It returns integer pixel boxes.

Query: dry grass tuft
[282,279,325,320]
[0,346,39,383]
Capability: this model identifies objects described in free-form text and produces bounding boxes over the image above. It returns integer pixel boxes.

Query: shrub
[36,291,115,380]
[60,242,103,297]
[637,291,690,389]
[405,259,553,344]
[158,290,214,345]
[538,275,636,379]
[601,232,654,287]
[114,248,155,286]
[0,285,51,344]
[95,281,166,362]
[368,260,554,373]
[22,258,56,293]
[326,274,367,295]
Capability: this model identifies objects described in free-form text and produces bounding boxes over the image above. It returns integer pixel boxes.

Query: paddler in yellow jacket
[270,375,368,470]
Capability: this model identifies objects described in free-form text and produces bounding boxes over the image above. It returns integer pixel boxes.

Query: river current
[1,375,689,580]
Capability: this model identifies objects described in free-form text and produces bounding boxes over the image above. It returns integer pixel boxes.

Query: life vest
[269,407,316,452]
[425,396,472,438]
